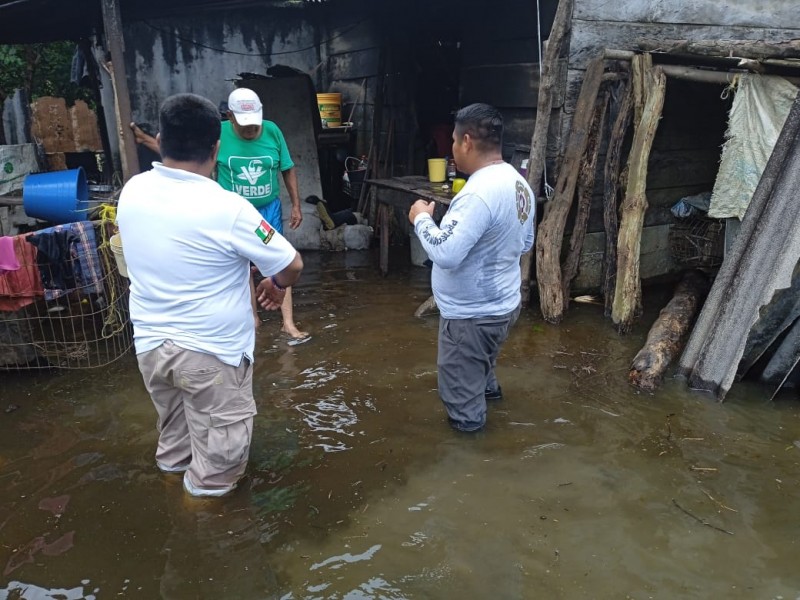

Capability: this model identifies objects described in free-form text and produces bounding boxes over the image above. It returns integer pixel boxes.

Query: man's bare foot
[281,325,309,340]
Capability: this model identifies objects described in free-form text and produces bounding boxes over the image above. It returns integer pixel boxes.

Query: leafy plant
[0,41,94,143]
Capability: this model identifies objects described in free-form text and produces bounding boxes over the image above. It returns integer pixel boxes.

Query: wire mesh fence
[0,219,131,370]
[669,216,725,269]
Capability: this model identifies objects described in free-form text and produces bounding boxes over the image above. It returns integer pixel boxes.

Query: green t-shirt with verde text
[216,120,294,209]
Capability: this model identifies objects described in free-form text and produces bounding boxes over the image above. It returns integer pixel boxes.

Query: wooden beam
[562,87,609,310]
[527,0,574,196]
[637,38,800,61]
[602,79,634,317]
[520,0,574,305]
[612,57,667,333]
[535,56,605,324]
[604,48,800,85]
[100,0,140,182]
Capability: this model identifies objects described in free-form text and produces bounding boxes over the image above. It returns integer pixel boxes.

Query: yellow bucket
[109,233,128,278]
[317,92,342,128]
[428,158,447,183]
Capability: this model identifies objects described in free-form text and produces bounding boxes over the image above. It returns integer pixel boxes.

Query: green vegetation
[0,41,94,144]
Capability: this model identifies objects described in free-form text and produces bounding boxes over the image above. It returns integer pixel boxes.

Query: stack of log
[532,50,667,331]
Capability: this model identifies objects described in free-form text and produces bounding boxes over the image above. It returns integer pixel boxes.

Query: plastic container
[109,233,128,278]
[23,167,89,224]
[427,158,447,183]
[316,92,342,128]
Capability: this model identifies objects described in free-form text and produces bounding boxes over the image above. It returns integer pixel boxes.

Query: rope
[94,204,128,339]
[720,73,740,101]
[536,0,554,200]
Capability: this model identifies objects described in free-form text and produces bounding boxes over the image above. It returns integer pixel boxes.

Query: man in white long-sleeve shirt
[409,103,535,432]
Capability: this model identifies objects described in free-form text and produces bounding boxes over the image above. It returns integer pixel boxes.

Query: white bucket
[409,230,429,267]
[109,233,128,278]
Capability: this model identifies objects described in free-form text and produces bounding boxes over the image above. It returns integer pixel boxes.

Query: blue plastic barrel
[23,167,89,224]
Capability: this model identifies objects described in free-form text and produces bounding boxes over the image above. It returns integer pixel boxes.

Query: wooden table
[366,176,453,275]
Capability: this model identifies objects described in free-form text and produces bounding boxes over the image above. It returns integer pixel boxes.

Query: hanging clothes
[0,236,21,275]
[27,230,79,292]
[29,221,104,301]
[0,234,43,311]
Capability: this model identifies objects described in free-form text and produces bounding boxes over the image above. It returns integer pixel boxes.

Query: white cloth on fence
[709,74,799,220]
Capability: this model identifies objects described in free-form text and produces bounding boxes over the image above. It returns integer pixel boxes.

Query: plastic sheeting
[0,144,39,196]
[678,93,800,399]
[708,74,798,220]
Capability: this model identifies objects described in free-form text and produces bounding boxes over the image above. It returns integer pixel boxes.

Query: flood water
[1,248,799,599]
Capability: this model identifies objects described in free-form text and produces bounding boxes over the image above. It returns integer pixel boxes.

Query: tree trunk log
[611,56,666,333]
[562,88,610,310]
[521,0,575,305]
[535,57,606,324]
[602,79,634,316]
[629,271,710,392]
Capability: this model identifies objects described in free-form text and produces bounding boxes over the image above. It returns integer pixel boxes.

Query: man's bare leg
[250,277,261,331]
[280,287,308,339]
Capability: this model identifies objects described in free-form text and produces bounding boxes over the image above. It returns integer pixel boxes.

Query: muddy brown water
[1,249,799,599]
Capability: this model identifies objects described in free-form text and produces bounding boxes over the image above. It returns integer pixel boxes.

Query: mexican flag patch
[255,220,275,245]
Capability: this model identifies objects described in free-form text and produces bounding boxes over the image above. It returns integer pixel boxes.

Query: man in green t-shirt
[130,88,309,343]
[220,87,308,342]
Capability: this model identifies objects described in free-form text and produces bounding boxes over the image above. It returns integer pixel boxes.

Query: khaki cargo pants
[137,340,256,496]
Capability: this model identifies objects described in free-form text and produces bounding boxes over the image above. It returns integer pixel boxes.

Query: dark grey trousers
[437,305,520,431]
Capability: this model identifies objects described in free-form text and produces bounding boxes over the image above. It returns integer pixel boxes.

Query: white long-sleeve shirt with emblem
[413,162,535,319]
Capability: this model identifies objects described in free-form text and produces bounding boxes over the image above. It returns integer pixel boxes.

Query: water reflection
[1,251,799,598]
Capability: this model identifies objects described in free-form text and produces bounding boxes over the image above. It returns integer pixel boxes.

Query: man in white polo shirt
[118,93,303,497]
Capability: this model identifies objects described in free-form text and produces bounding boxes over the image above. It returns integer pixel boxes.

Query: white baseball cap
[228,88,263,126]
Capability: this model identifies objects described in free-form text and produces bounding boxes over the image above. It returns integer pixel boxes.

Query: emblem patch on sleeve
[516,180,532,224]
[255,220,275,245]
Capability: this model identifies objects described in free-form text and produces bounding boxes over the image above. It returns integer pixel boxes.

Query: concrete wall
[112,1,554,180]
[117,4,380,155]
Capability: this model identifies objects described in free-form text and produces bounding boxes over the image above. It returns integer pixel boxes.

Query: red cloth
[0,236,19,274]
[0,234,43,311]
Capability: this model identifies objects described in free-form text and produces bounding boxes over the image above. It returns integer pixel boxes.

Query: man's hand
[255,276,286,310]
[408,199,435,225]
[290,204,303,230]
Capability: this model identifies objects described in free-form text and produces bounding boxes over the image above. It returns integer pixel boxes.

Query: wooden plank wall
[327,0,561,175]
[322,13,381,156]
[567,0,800,289]
[460,0,558,155]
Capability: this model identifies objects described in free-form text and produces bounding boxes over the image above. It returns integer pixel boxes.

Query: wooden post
[629,271,709,392]
[379,203,389,276]
[535,57,605,324]
[602,79,634,316]
[561,88,610,309]
[100,0,140,182]
[526,0,574,196]
[611,56,666,333]
[520,0,574,303]
[414,294,438,318]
